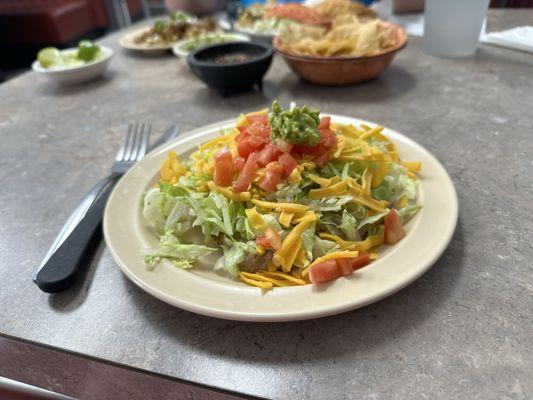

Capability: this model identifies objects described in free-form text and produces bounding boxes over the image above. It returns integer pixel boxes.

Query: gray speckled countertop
[1,10,532,400]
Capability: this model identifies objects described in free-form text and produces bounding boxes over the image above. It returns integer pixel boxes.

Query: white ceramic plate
[119,27,177,52]
[104,115,458,322]
[172,33,250,57]
[32,46,113,85]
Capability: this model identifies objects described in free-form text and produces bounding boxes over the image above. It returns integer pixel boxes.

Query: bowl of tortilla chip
[273,16,407,86]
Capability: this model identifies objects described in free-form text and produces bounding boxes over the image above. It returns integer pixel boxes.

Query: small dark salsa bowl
[187,41,273,95]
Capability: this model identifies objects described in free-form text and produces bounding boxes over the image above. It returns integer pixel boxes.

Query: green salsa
[268,100,321,146]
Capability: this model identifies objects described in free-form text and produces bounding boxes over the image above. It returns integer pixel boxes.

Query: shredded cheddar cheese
[251,199,309,214]
[239,272,273,289]
[279,211,294,228]
[273,212,316,271]
[319,230,385,252]
[308,180,348,199]
[160,151,187,184]
[245,207,266,230]
[361,168,373,196]
[402,161,422,173]
[207,181,251,202]
[198,135,230,150]
[349,192,388,212]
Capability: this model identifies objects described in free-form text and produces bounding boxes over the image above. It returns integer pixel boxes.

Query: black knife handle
[33,174,119,293]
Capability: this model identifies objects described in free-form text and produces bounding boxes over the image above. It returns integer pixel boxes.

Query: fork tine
[115,124,133,162]
[125,123,139,161]
[136,124,151,161]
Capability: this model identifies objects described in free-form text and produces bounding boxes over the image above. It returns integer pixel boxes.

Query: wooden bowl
[273,22,407,86]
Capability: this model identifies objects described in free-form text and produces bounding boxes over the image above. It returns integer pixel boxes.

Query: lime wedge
[37,47,61,68]
[77,40,100,62]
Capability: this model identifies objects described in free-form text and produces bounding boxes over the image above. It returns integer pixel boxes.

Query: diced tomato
[318,116,331,129]
[309,252,372,284]
[350,252,370,271]
[275,139,293,153]
[259,161,284,192]
[278,153,297,175]
[313,152,330,166]
[256,236,273,249]
[264,227,281,250]
[237,137,253,158]
[233,156,245,171]
[233,152,258,192]
[237,135,264,158]
[237,126,248,135]
[247,123,270,140]
[213,147,234,187]
[235,131,248,144]
[337,258,353,276]
[244,115,270,140]
[257,143,281,167]
[246,114,268,125]
[308,260,341,284]
[384,210,406,245]
[320,128,337,149]
[248,134,266,148]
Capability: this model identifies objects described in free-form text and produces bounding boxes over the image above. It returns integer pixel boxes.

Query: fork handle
[34,173,121,293]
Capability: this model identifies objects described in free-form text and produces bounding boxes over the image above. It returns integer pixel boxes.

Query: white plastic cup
[423,0,490,57]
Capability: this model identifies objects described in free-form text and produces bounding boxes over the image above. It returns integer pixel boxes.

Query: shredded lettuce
[301,223,316,260]
[221,244,246,279]
[340,209,358,241]
[398,204,422,223]
[217,240,258,278]
[164,201,193,236]
[313,236,339,258]
[261,213,283,233]
[356,210,390,231]
[144,232,216,268]
[143,188,176,234]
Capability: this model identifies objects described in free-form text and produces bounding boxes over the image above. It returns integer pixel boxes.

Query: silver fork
[34,123,152,293]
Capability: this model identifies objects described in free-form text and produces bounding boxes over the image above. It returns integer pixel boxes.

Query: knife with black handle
[33,125,181,293]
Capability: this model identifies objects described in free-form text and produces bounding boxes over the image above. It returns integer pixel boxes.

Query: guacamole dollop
[268,101,321,146]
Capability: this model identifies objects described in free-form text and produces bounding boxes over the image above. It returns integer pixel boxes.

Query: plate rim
[103,115,458,322]
[171,33,251,57]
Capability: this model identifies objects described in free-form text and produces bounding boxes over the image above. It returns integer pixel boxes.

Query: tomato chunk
[264,227,281,250]
[233,156,245,171]
[233,152,258,192]
[256,236,273,249]
[213,147,234,187]
[237,135,264,158]
[259,161,283,192]
[318,116,331,129]
[257,143,281,167]
[308,260,341,284]
[337,258,353,276]
[350,252,370,270]
[246,114,268,125]
[313,152,330,166]
[320,128,337,149]
[384,210,406,245]
[278,153,297,175]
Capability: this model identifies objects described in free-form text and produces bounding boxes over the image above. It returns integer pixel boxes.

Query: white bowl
[217,17,275,44]
[172,33,250,57]
[31,46,114,85]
